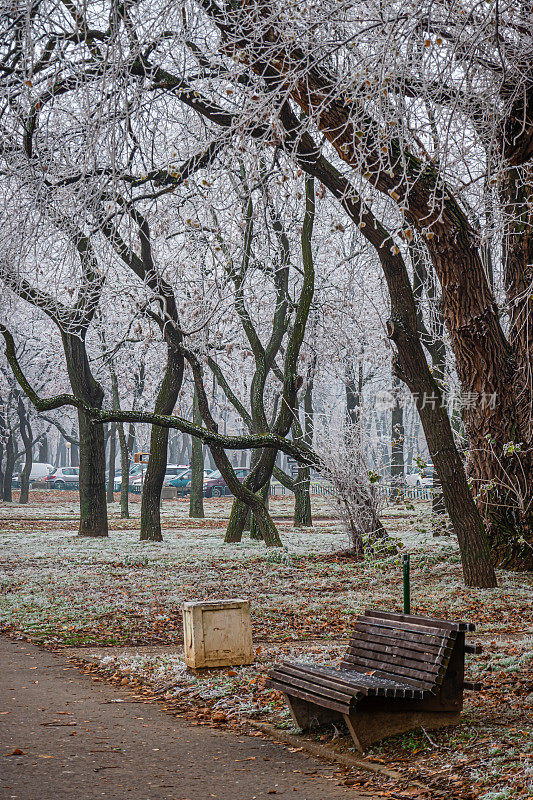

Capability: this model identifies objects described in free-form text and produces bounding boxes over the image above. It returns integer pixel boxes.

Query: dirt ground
[1,491,532,799]
[1,636,367,800]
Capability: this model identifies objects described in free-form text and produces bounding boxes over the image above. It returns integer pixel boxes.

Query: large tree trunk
[250,481,270,540]
[62,332,108,538]
[17,396,32,504]
[140,348,183,541]
[294,472,312,526]
[478,167,533,568]
[189,388,204,519]
[76,409,108,536]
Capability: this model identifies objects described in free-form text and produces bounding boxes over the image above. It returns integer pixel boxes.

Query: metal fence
[269,481,434,501]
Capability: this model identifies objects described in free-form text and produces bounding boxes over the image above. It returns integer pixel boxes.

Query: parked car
[162,464,189,486]
[405,464,434,488]
[117,464,189,490]
[12,462,54,488]
[170,468,213,494]
[113,464,144,491]
[203,468,251,497]
[44,467,80,489]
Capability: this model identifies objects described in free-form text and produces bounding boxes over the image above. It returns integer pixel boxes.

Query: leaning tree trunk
[189,388,205,519]
[17,396,32,504]
[250,481,270,540]
[291,128,496,586]
[140,348,183,541]
[225,448,261,542]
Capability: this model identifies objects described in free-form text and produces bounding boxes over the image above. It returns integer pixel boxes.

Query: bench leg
[342,714,364,752]
[283,694,342,731]
[342,709,461,752]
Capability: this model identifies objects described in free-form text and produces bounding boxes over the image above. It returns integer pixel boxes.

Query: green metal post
[403,553,411,614]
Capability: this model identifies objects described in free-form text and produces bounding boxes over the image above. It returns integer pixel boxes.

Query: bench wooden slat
[355,616,458,640]
[267,680,350,714]
[278,662,419,698]
[341,656,438,689]
[352,620,456,648]
[341,651,445,684]
[275,662,425,699]
[268,669,353,704]
[274,662,368,694]
[365,608,475,632]
[297,665,426,699]
[349,626,452,656]
[346,638,452,667]
[346,644,445,675]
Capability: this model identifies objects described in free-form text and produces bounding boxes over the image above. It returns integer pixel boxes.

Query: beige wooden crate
[182,599,254,668]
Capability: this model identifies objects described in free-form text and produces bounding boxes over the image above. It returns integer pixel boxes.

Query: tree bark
[61,329,108,537]
[390,373,404,502]
[250,481,270,540]
[110,372,131,519]
[293,371,314,527]
[294,471,312,527]
[17,396,32,504]
[140,348,183,541]
[38,436,48,464]
[3,433,15,502]
[189,388,205,519]
[106,422,117,504]
[225,498,250,543]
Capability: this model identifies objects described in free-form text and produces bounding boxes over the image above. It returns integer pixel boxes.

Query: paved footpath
[1,638,364,800]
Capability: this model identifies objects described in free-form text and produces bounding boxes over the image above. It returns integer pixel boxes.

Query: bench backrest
[340,608,475,690]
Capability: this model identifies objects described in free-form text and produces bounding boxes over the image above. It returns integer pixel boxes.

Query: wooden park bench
[267,608,482,751]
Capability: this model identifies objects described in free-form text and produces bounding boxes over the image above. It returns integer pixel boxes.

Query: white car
[405,465,434,488]
[44,467,80,489]
[12,462,54,487]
